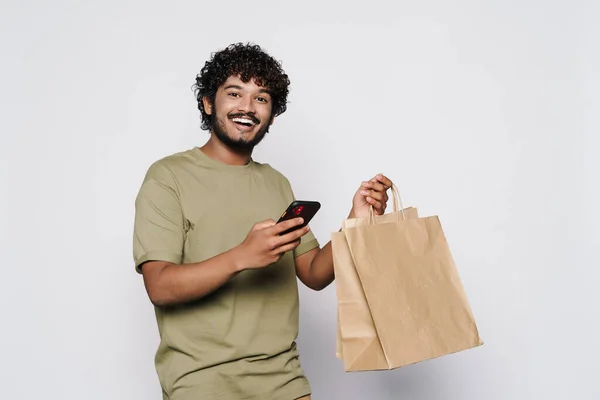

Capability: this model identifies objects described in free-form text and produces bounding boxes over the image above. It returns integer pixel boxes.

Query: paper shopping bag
[340,185,483,370]
[332,206,419,371]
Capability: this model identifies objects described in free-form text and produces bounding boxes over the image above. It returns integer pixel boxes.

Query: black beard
[211,110,270,152]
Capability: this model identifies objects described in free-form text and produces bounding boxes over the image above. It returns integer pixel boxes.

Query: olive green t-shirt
[132,147,319,400]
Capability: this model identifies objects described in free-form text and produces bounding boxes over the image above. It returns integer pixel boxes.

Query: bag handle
[368,183,406,224]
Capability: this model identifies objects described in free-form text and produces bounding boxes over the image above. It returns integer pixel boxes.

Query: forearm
[304,210,356,291]
[306,241,335,291]
[143,247,244,307]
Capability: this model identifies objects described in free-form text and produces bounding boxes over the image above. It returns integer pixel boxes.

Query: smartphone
[277,200,321,235]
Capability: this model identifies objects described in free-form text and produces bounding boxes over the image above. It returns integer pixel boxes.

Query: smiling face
[203,76,274,151]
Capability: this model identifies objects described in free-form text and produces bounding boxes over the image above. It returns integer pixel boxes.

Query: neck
[199,133,252,166]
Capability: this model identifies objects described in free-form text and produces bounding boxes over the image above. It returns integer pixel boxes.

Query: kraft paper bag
[332,206,419,371]
[333,184,482,371]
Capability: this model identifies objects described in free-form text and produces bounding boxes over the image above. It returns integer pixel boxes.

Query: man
[133,43,392,400]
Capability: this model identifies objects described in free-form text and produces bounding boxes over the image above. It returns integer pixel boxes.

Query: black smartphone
[277,200,321,235]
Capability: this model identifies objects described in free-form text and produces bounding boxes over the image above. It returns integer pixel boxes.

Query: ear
[202,96,213,115]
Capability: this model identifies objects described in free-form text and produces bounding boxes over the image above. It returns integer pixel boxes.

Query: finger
[366,196,384,214]
[253,219,276,230]
[273,239,302,255]
[374,174,393,190]
[275,225,310,247]
[271,217,304,235]
[361,180,387,194]
[360,189,385,202]
[368,174,392,189]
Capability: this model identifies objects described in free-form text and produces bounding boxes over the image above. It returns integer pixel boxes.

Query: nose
[237,95,255,113]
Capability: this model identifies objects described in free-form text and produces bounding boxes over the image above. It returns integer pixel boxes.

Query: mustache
[228,112,260,124]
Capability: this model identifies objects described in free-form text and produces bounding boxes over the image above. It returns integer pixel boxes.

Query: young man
[133,43,392,400]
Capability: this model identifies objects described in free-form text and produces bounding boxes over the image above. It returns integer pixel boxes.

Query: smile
[231,117,257,127]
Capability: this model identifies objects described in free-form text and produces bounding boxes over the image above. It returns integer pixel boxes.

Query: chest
[178,170,292,260]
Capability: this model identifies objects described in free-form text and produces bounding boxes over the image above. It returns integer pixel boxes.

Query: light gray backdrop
[1,1,598,399]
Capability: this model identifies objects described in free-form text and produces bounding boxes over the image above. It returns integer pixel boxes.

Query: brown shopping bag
[332,206,419,371]
[332,184,482,371]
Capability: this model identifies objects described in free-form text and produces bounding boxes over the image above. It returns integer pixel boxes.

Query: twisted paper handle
[368,183,405,224]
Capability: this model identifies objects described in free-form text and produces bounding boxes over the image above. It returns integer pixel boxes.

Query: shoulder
[136,149,199,200]
[142,148,197,182]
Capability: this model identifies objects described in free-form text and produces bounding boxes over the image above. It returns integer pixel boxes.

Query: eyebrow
[223,84,271,95]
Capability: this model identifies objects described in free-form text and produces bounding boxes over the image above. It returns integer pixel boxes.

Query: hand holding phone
[237,203,320,270]
[277,200,321,235]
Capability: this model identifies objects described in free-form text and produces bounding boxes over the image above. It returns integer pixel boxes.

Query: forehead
[220,75,269,92]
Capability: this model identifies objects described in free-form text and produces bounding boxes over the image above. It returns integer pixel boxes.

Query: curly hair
[193,43,291,131]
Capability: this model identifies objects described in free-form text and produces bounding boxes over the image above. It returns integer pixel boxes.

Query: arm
[294,214,349,292]
[295,174,392,291]
[141,218,308,307]
[141,248,244,307]
[294,243,333,291]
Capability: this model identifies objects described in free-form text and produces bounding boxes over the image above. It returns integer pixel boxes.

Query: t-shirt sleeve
[132,162,185,273]
[280,176,320,258]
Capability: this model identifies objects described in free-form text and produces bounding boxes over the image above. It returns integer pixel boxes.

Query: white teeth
[232,118,255,125]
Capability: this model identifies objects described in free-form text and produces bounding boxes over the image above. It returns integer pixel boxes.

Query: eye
[228,92,240,98]
[257,96,269,103]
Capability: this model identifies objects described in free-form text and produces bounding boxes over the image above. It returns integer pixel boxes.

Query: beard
[211,108,270,152]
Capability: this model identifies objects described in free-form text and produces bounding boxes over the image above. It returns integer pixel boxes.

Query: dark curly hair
[193,43,291,131]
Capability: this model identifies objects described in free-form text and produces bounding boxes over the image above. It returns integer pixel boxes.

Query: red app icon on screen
[293,205,304,215]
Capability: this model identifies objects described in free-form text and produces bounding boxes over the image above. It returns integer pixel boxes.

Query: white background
[1,1,598,399]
